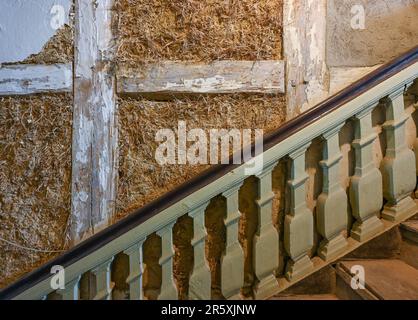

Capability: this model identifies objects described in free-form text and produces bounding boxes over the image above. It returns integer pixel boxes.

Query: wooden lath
[117,60,285,97]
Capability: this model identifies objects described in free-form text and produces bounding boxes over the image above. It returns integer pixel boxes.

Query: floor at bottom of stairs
[269,216,418,300]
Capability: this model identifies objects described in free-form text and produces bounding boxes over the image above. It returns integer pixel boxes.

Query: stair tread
[401,220,418,233]
[269,294,339,300]
[340,259,418,300]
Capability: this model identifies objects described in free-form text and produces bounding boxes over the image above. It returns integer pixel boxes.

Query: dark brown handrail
[1,45,418,300]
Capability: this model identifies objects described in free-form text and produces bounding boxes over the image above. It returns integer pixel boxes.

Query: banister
[1,45,418,300]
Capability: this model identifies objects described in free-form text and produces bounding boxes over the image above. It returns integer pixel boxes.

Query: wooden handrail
[1,45,418,300]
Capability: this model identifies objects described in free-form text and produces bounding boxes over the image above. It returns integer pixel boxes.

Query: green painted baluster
[221,182,244,299]
[285,143,314,281]
[350,102,384,241]
[90,258,114,300]
[124,239,145,300]
[188,202,211,300]
[58,276,81,300]
[317,124,348,260]
[381,84,417,221]
[157,222,178,300]
[253,162,280,299]
[50,276,81,300]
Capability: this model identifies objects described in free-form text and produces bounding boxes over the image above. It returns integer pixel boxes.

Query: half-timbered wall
[115,0,287,217]
[1,0,418,293]
[0,1,74,288]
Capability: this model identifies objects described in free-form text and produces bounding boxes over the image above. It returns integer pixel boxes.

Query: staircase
[1,46,418,300]
[271,217,418,300]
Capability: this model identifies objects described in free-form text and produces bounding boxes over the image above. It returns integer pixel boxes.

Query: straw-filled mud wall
[0,23,73,288]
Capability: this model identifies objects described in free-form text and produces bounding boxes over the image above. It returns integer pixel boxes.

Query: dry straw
[0,94,72,288]
[117,94,286,218]
[116,0,283,64]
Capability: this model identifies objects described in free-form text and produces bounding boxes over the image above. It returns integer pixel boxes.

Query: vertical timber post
[71,0,117,243]
[283,0,328,119]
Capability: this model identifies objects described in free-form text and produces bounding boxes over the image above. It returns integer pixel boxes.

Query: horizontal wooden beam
[117,60,285,97]
[0,63,72,96]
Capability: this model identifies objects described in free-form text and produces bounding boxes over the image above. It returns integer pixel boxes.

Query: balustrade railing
[1,46,418,300]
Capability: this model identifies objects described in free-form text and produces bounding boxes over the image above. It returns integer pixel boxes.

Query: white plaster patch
[0,0,71,64]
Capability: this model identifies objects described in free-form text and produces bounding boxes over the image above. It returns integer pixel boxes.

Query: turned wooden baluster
[188,202,211,300]
[317,124,348,260]
[157,222,178,300]
[52,276,81,300]
[381,84,417,222]
[88,258,114,300]
[285,143,314,281]
[123,239,145,300]
[253,162,280,298]
[350,102,384,241]
[221,182,244,299]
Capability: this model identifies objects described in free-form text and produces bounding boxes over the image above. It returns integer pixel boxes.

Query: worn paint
[0,63,72,95]
[166,76,243,92]
[117,61,285,96]
[71,0,117,243]
[283,0,329,119]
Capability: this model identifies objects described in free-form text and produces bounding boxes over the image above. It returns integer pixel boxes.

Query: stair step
[400,220,418,243]
[337,259,418,300]
[400,220,418,269]
[345,227,402,259]
[269,294,340,300]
